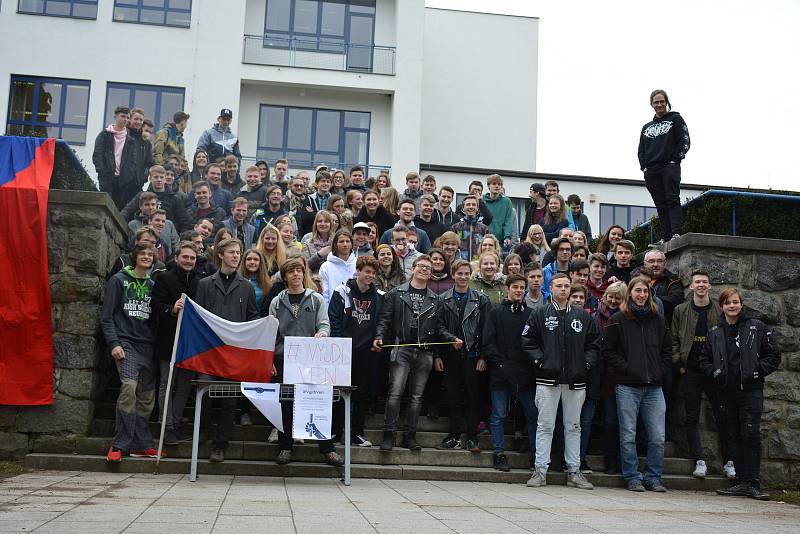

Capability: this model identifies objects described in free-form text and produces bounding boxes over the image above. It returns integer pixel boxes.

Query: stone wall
[664,233,800,484]
[0,190,127,459]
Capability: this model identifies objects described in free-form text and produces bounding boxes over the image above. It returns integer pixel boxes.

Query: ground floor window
[599,203,658,233]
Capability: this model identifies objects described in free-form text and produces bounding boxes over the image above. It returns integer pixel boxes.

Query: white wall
[420,8,538,170]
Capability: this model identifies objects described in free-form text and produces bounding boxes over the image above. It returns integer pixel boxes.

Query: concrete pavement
[1,470,798,533]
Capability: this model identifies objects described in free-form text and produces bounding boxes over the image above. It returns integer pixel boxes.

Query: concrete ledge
[664,233,800,255]
[49,189,128,236]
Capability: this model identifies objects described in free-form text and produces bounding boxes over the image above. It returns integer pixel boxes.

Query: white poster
[240,382,283,432]
[283,336,352,386]
[292,384,333,440]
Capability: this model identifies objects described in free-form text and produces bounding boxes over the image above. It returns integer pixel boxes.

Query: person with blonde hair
[255,224,286,276]
[469,251,505,305]
[519,224,549,264]
[302,209,335,272]
[276,219,305,259]
[435,231,460,265]
[381,186,400,216]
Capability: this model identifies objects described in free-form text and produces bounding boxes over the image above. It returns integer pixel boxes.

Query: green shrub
[50,141,97,192]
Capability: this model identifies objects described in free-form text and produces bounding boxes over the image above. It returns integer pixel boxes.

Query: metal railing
[240,156,390,178]
[242,35,396,75]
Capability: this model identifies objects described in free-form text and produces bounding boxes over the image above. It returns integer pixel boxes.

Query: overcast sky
[426,0,800,191]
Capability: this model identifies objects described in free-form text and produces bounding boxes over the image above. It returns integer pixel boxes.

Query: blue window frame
[104,82,185,131]
[599,203,659,233]
[6,75,90,145]
[256,104,370,173]
[18,0,98,19]
[113,0,192,28]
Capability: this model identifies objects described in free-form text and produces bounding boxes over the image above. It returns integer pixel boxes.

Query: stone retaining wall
[0,190,127,459]
[664,234,800,484]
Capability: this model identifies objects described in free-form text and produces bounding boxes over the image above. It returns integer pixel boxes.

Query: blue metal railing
[240,156,389,177]
[631,189,800,242]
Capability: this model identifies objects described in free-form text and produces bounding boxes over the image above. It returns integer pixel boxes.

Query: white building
[0,0,706,235]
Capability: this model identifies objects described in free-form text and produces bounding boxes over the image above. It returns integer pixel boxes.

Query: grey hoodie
[100,267,154,350]
[268,289,330,359]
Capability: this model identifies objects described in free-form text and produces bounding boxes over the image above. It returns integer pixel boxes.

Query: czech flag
[0,137,55,405]
[175,296,278,382]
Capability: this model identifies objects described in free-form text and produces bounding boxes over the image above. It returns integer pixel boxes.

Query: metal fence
[240,156,390,179]
[242,35,396,75]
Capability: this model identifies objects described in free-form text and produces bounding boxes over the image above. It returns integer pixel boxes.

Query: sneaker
[561,461,569,473]
[526,470,547,488]
[627,479,645,492]
[353,434,372,447]
[567,471,594,490]
[437,437,461,450]
[723,461,737,480]
[477,421,490,435]
[276,450,292,465]
[744,482,770,501]
[209,448,225,463]
[671,233,681,240]
[324,451,344,467]
[580,459,593,474]
[643,479,667,492]
[493,453,511,472]
[465,439,481,453]
[693,460,707,478]
[131,448,162,458]
[402,433,421,451]
[164,431,181,446]
[240,413,252,426]
[106,446,122,463]
[268,428,279,443]
[717,482,751,496]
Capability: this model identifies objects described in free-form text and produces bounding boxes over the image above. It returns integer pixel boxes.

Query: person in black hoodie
[355,190,396,238]
[605,240,637,285]
[603,277,672,493]
[483,273,537,472]
[329,256,384,447]
[637,89,690,244]
[700,288,780,501]
[151,241,200,445]
[120,166,191,232]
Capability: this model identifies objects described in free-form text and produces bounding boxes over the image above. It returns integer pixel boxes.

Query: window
[113,0,192,28]
[599,203,658,233]
[257,104,370,172]
[104,83,185,130]
[6,76,90,145]
[18,0,98,18]
[264,0,375,61]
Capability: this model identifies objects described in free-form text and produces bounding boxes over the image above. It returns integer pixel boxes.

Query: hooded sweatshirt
[100,266,154,349]
[106,124,128,176]
[637,111,691,170]
[319,251,357,303]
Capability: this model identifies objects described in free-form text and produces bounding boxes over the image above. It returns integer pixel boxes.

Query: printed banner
[292,384,333,440]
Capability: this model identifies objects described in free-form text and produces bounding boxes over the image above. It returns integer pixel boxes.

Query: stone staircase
[25,397,731,490]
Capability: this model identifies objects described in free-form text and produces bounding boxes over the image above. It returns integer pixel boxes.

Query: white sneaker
[567,471,594,490]
[353,435,372,447]
[723,461,736,480]
[268,428,279,443]
[240,413,252,426]
[693,460,707,478]
[526,470,547,488]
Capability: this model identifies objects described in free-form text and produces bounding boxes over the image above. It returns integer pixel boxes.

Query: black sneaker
[465,439,481,453]
[561,461,569,473]
[437,437,461,450]
[643,479,667,492]
[580,459,593,474]
[744,482,770,501]
[352,434,372,447]
[717,482,751,497]
[493,453,511,472]
[164,431,180,446]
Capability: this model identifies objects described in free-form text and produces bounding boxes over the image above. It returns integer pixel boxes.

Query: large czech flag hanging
[0,137,55,405]
[175,296,278,382]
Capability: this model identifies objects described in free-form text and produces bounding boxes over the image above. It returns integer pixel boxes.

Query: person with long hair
[375,170,391,190]
[355,190,396,237]
[428,248,454,294]
[519,224,549,264]
[366,222,380,250]
[240,248,271,317]
[502,253,523,277]
[541,194,574,243]
[302,209,335,272]
[330,169,348,196]
[469,251,506,305]
[255,224,286,276]
[190,149,208,185]
[597,224,625,262]
[699,288,780,500]
[276,219,305,259]
[381,186,400,216]
[572,231,588,248]
[435,231,460,266]
[209,227,233,268]
[346,189,363,218]
[603,277,672,492]
[374,243,405,291]
[319,230,357,303]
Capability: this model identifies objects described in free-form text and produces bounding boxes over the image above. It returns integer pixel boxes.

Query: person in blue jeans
[483,274,538,472]
[603,277,672,492]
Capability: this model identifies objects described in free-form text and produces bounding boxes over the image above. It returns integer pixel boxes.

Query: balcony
[242,35,396,75]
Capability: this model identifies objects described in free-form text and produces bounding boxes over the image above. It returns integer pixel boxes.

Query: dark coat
[93,128,153,210]
[150,266,199,361]
[375,283,456,346]
[194,270,259,323]
[354,205,397,238]
[603,309,671,387]
[438,288,491,356]
[651,269,684,324]
[483,300,535,390]
[120,186,192,233]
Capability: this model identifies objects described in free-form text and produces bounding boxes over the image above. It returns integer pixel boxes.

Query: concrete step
[23,453,729,491]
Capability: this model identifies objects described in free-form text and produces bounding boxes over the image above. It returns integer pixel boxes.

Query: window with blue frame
[264,0,376,69]
[599,203,659,233]
[257,104,370,173]
[104,83,185,130]
[18,0,98,18]
[6,75,90,145]
[113,0,191,28]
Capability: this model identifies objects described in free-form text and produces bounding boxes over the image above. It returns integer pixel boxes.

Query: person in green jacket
[482,174,515,248]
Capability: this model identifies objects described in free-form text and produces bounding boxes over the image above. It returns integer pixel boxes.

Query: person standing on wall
[637,89,690,244]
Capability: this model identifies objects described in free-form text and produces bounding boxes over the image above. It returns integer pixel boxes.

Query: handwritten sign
[283,336,352,386]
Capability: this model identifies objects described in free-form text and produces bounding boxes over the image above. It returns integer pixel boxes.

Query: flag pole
[154,294,186,474]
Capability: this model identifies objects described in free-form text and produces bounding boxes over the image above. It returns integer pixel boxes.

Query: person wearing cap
[196,108,242,165]
[521,182,547,241]
[153,111,189,167]
[352,222,374,257]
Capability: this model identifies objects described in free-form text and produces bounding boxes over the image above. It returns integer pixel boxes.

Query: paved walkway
[1,471,798,533]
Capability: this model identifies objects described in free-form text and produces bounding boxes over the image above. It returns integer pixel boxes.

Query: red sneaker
[107,447,122,463]
[130,448,165,458]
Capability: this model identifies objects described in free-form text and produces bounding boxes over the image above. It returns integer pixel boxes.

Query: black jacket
[93,127,153,210]
[414,216,446,247]
[652,269,684,324]
[522,300,601,388]
[329,279,384,350]
[120,186,192,233]
[603,309,671,386]
[195,270,259,323]
[484,300,535,390]
[438,288,491,358]
[699,316,780,390]
[151,266,199,361]
[354,205,396,237]
[455,199,493,226]
[637,111,690,170]
[375,283,456,346]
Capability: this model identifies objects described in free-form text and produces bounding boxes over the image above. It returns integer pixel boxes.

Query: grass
[769,485,800,505]
[0,460,24,479]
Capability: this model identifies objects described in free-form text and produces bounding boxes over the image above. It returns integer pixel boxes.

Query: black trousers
[332,347,378,437]
[682,369,729,462]
[719,387,763,483]
[271,364,335,454]
[198,374,236,450]
[644,162,682,241]
[442,355,482,440]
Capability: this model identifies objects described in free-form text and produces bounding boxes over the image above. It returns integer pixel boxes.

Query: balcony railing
[242,35,396,75]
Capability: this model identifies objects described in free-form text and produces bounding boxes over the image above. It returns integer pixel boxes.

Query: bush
[50,141,97,192]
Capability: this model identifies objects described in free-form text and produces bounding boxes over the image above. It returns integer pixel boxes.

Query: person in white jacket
[319,229,358,303]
